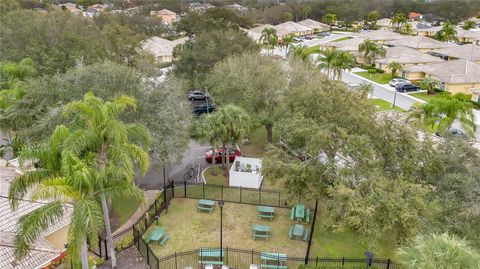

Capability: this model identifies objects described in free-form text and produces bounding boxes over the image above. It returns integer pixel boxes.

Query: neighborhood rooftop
[357,29,404,41]
[142,36,188,58]
[322,37,366,51]
[297,19,329,31]
[407,59,480,84]
[0,196,73,269]
[376,46,445,64]
[430,44,480,62]
[385,35,455,50]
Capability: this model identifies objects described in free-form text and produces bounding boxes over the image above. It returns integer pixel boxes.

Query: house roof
[376,18,392,27]
[241,28,261,43]
[0,164,20,196]
[430,44,480,61]
[321,37,366,52]
[358,29,404,41]
[142,36,188,57]
[152,9,176,15]
[385,35,455,50]
[297,19,329,31]
[249,24,275,34]
[376,46,444,65]
[274,21,313,36]
[408,12,423,19]
[456,28,480,40]
[0,196,73,269]
[407,59,480,84]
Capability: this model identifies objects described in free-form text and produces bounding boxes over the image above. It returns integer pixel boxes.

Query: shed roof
[376,46,444,65]
[407,59,480,84]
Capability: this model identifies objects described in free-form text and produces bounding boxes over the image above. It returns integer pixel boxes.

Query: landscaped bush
[114,233,134,251]
[375,68,385,73]
[367,69,377,74]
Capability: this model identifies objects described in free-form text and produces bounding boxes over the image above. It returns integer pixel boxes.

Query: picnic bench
[288,224,308,242]
[252,224,270,240]
[260,252,287,269]
[257,206,275,221]
[197,199,215,213]
[199,248,224,266]
[290,204,310,223]
[145,226,170,246]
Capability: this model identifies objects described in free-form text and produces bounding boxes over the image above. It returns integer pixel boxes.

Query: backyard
[142,198,396,260]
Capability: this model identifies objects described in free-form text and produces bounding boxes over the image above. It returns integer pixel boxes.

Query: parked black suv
[395,83,420,93]
[192,103,216,115]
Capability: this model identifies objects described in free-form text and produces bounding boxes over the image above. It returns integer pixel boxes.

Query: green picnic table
[145,226,170,246]
[199,248,224,266]
[252,224,270,240]
[198,199,215,213]
[257,206,275,221]
[288,224,308,242]
[260,252,287,269]
[290,204,310,223]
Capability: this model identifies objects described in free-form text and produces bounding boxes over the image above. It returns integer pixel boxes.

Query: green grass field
[144,199,395,260]
[371,98,405,112]
[239,127,279,158]
[354,72,392,84]
[112,193,142,224]
[409,92,443,102]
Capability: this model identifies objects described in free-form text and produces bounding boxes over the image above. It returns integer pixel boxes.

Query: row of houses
[319,30,480,101]
[245,19,330,42]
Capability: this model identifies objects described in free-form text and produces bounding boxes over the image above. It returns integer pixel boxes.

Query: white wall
[229,157,263,189]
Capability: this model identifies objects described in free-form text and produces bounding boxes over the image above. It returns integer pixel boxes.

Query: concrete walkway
[112,189,160,237]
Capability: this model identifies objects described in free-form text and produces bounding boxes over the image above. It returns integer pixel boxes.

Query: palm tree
[322,13,337,31]
[391,12,407,31]
[367,11,380,30]
[397,233,480,268]
[358,83,374,98]
[9,126,104,269]
[280,34,294,58]
[409,93,476,136]
[462,20,476,30]
[435,22,457,42]
[291,45,316,62]
[419,77,439,95]
[317,50,337,79]
[402,23,413,35]
[260,27,278,55]
[215,105,251,175]
[358,39,386,65]
[388,61,402,78]
[331,51,355,80]
[62,92,150,268]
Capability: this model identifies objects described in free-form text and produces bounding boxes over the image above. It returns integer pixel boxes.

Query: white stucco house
[229,157,263,189]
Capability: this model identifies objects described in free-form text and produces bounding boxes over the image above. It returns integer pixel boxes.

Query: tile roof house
[249,24,275,34]
[408,12,423,20]
[274,21,314,37]
[142,36,188,63]
[52,2,82,16]
[150,9,177,24]
[0,196,73,269]
[429,44,480,63]
[385,35,455,51]
[405,59,480,95]
[320,37,367,63]
[456,28,480,44]
[375,46,444,73]
[376,18,393,30]
[297,19,329,32]
[241,28,262,43]
[357,29,404,43]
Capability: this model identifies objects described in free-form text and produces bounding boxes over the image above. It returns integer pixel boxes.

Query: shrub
[375,68,385,73]
[367,68,377,74]
[115,233,134,251]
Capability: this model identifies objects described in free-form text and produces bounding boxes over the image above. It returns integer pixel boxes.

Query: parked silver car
[389,78,410,87]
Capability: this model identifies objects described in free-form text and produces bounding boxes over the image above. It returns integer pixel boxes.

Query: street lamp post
[392,90,398,109]
[219,200,225,262]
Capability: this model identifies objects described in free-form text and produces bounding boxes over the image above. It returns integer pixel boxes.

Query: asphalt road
[135,140,210,190]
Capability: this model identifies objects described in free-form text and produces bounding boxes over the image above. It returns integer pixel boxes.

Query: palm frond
[8,169,52,209]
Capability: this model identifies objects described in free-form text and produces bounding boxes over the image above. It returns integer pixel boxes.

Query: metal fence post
[305,199,318,264]
[174,252,178,269]
[144,214,148,232]
[342,257,345,265]
[251,249,254,264]
[203,182,205,199]
[222,184,224,200]
[387,259,391,269]
[184,180,187,197]
[278,192,281,207]
[172,181,175,198]
[315,257,318,266]
[146,243,150,265]
[98,236,102,258]
[104,238,108,260]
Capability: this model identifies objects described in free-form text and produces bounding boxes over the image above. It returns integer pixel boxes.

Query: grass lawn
[331,36,351,42]
[409,92,444,102]
[239,127,279,158]
[111,193,142,224]
[146,198,308,257]
[354,72,392,85]
[304,45,320,54]
[203,165,229,185]
[371,98,405,112]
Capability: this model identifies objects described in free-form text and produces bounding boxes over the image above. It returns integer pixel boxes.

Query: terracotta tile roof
[376,46,444,65]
